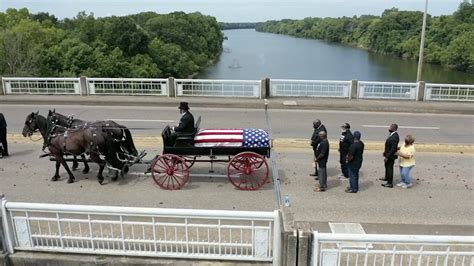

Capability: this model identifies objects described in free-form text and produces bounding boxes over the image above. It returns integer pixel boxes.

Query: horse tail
[124,127,138,156]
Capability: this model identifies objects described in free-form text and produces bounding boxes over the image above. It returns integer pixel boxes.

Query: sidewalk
[1,95,473,114]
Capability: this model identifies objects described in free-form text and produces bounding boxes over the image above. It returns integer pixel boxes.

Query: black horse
[47,109,138,177]
[48,109,137,157]
[22,112,126,184]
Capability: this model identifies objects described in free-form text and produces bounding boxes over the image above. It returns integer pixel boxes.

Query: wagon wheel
[151,154,189,190]
[184,156,197,168]
[227,152,269,191]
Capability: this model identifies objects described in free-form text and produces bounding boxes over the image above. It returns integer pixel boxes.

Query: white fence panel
[1,200,280,264]
[175,79,260,98]
[425,83,474,101]
[2,77,80,95]
[359,81,418,100]
[270,79,350,98]
[312,232,474,266]
[87,78,168,96]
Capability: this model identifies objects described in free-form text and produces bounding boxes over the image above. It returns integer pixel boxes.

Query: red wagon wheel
[183,156,197,169]
[151,154,189,190]
[227,152,269,190]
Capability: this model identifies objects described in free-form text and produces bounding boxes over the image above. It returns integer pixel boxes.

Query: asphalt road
[1,142,473,226]
[1,104,473,144]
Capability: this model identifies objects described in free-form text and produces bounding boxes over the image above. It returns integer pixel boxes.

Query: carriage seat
[175,116,201,145]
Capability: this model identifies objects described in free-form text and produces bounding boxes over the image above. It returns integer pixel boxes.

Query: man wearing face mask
[380,123,400,188]
[338,123,354,180]
[310,119,327,179]
[172,102,195,137]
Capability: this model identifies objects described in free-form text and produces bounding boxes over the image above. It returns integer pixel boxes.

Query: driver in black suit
[172,102,195,137]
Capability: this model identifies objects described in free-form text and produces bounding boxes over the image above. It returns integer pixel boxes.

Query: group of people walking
[310,120,416,193]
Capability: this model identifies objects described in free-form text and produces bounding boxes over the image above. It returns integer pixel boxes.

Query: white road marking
[363,125,440,130]
[105,119,174,123]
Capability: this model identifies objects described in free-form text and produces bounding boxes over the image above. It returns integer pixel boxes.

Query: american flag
[194,128,270,148]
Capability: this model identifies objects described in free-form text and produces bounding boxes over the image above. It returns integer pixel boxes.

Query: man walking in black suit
[173,102,195,136]
[310,119,327,179]
[338,123,354,181]
[313,131,329,192]
[0,113,8,158]
[381,123,399,188]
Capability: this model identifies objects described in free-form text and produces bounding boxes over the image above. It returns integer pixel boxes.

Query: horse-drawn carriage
[23,111,272,191]
[146,116,271,190]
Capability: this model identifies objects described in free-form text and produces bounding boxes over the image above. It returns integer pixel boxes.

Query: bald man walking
[310,119,327,178]
[314,131,329,192]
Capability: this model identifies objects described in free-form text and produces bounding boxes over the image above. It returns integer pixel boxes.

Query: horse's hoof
[67,179,74,184]
[82,168,90,174]
[98,179,104,185]
[112,175,119,182]
[51,176,59,181]
[123,165,129,174]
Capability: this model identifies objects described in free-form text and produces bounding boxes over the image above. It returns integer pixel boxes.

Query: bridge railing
[87,78,168,96]
[2,77,81,95]
[270,79,350,98]
[175,79,261,98]
[312,232,474,266]
[1,199,280,265]
[424,83,474,101]
[358,81,418,100]
[2,76,473,102]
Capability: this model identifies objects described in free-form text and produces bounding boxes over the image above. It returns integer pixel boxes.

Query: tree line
[0,9,224,78]
[219,22,256,30]
[256,3,474,73]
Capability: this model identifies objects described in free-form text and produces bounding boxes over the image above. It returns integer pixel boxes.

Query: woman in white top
[396,135,416,189]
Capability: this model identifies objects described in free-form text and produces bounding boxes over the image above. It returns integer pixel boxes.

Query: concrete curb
[1,95,474,114]
[8,134,474,154]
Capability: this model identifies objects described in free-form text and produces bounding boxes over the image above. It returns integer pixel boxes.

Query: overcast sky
[0,0,465,22]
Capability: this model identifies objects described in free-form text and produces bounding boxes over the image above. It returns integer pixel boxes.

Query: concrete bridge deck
[1,143,472,228]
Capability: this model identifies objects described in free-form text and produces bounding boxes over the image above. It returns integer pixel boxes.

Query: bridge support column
[350,79,358,99]
[281,207,297,265]
[417,81,426,101]
[0,76,4,95]
[168,77,176,97]
[297,222,312,266]
[79,76,88,96]
[260,78,270,99]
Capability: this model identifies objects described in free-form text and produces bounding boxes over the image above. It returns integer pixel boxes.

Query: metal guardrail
[359,81,418,100]
[87,78,168,96]
[270,79,350,98]
[425,83,474,101]
[175,79,261,98]
[312,232,474,266]
[1,199,280,264]
[2,77,81,95]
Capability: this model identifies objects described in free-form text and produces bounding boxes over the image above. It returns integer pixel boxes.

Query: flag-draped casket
[194,128,270,148]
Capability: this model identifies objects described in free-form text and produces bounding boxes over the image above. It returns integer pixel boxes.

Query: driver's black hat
[178,102,190,110]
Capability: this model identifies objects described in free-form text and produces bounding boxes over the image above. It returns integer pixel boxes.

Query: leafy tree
[0,8,223,77]
[101,16,149,56]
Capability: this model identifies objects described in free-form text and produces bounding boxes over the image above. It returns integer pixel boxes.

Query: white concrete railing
[2,77,474,102]
[1,199,280,264]
[358,81,419,100]
[175,79,261,98]
[312,232,474,266]
[425,83,474,101]
[2,77,81,95]
[270,79,350,98]
[87,78,168,96]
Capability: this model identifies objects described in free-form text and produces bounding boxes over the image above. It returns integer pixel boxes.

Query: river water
[198,29,474,84]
